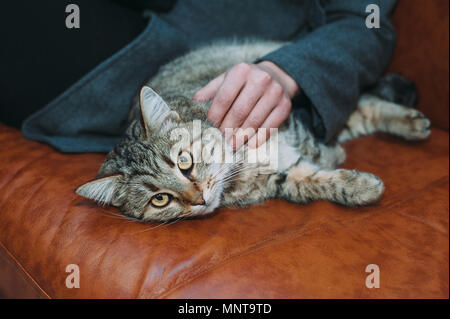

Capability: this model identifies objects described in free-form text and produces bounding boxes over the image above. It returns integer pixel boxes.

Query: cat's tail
[365,73,418,108]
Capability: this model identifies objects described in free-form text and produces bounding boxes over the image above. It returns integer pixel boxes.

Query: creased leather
[0,0,448,299]
[0,125,448,298]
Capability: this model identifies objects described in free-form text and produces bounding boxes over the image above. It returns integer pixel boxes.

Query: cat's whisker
[228,166,249,173]
[131,219,172,233]
[210,163,233,180]
[225,163,247,173]
[100,211,139,223]
[221,168,249,181]
[165,216,186,226]
[217,171,243,183]
[221,174,242,183]
[227,163,254,175]
[131,215,189,234]
[217,168,251,185]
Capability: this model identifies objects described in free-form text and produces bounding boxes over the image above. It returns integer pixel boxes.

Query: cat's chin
[190,173,225,217]
[191,193,221,216]
[191,199,220,216]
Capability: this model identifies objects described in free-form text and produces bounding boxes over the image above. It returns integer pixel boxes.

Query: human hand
[193,61,299,149]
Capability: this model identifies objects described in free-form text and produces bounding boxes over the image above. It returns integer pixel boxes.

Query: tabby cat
[76,41,431,222]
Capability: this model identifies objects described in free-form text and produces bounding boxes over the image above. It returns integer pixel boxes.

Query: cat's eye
[178,151,193,172]
[150,193,171,208]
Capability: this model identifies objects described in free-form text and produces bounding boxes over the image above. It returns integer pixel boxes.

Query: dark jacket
[22,0,397,153]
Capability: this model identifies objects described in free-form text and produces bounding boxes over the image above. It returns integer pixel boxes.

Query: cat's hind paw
[397,109,431,141]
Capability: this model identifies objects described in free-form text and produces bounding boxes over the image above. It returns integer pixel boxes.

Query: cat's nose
[191,193,205,206]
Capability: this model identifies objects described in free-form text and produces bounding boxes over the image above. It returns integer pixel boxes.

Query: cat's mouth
[185,164,229,218]
[191,203,208,215]
[191,198,217,216]
[190,187,222,216]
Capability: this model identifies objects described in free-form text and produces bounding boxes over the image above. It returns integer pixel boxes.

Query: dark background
[0,0,175,128]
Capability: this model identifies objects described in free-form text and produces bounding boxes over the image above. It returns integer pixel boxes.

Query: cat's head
[76,86,234,222]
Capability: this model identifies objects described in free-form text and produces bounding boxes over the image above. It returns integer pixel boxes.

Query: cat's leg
[337,95,431,143]
[267,158,384,206]
[286,118,346,169]
[302,141,346,169]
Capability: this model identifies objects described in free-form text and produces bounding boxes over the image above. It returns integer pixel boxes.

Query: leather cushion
[0,124,448,298]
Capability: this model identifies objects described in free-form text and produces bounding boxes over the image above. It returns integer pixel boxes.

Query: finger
[247,96,292,148]
[193,73,225,102]
[207,63,250,127]
[234,83,283,149]
[218,78,267,133]
[229,127,256,151]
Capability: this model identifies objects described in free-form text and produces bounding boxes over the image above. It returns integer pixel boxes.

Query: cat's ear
[140,86,180,136]
[75,175,122,206]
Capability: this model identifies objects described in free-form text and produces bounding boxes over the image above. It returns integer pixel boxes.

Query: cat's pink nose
[192,194,205,206]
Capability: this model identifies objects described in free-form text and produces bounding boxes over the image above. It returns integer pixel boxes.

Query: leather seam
[0,240,51,299]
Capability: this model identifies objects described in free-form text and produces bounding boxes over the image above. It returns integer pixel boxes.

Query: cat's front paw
[337,170,385,206]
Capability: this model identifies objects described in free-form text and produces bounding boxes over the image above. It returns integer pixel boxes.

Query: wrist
[257,60,300,99]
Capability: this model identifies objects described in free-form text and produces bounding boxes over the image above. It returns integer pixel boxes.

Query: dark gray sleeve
[257,0,397,142]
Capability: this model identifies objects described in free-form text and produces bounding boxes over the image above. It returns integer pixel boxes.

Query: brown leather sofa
[0,0,448,298]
